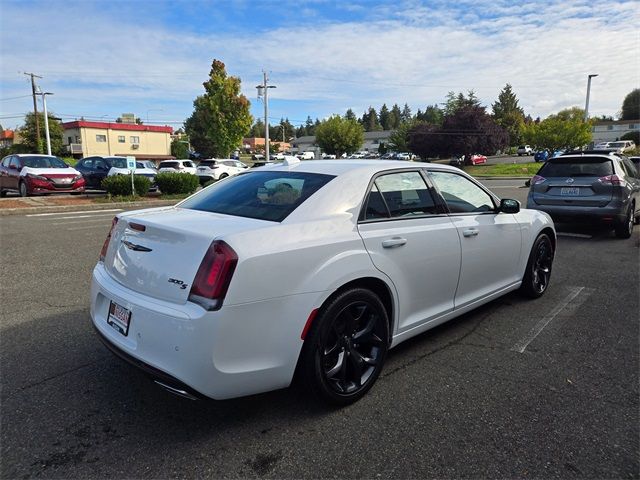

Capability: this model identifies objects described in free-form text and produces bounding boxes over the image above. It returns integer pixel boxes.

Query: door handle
[462,228,479,237]
[382,237,407,248]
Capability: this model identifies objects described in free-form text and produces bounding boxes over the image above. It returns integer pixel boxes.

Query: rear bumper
[90,263,318,400]
[526,197,627,224]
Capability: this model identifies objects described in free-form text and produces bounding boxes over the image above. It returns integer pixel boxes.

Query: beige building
[591,119,639,143]
[62,120,174,161]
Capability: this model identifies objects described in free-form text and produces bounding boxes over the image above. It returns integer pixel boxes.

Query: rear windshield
[198,160,217,167]
[21,156,67,168]
[179,171,335,222]
[159,161,179,168]
[539,157,613,177]
[105,157,128,168]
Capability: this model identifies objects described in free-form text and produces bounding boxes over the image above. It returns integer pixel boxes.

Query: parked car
[526,151,640,238]
[630,156,640,171]
[157,160,197,175]
[196,159,248,184]
[534,150,549,162]
[322,153,337,159]
[75,156,158,190]
[297,151,316,160]
[0,154,85,197]
[550,150,565,158]
[396,152,412,161]
[517,145,533,156]
[469,154,487,165]
[603,140,636,154]
[91,159,555,405]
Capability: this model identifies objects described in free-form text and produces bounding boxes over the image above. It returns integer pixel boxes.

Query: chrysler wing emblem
[566,178,575,184]
[121,239,153,252]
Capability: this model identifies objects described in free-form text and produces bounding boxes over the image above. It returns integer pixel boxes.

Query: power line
[0,95,33,102]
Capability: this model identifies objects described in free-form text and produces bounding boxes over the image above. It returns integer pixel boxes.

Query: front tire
[19,181,28,197]
[298,288,389,405]
[614,204,634,239]
[0,189,6,197]
[520,233,554,298]
[219,173,228,179]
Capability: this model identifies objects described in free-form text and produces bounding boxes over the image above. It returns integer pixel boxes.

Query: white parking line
[55,212,120,220]
[26,208,122,217]
[511,286,592,354]
[66,224,112,231]
[52,218,113,226]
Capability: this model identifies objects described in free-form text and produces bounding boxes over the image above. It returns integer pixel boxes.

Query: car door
[357,170,461,334]
[7,156,22,190]
[0,156,12,190]
[92,157,110,188]
[427,170,522,308]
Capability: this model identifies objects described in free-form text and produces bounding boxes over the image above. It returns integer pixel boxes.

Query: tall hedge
[155,172,199,195]
[101,175,150,196]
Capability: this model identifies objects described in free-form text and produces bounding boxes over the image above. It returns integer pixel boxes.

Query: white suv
[517,145,533,156]
[196,159,248,184]
[158,160,197,175]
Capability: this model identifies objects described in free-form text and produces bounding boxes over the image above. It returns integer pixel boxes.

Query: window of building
[75,136,81,143]
[607,125,613,130]
[130,136,140,144]
[118,135,125,143]
[629,124,637,129]
[96,134,107,142]
[68,136,72,145]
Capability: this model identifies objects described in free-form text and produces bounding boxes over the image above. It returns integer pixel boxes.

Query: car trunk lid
[103,207,269,304]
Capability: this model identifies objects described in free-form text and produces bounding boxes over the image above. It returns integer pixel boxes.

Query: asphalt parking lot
[0,187,638,478]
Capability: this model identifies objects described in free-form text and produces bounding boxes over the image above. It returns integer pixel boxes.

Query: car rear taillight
[531,175,546,185]
[189,241,238,311]
[598,174,625,186]
[99,217,119,262]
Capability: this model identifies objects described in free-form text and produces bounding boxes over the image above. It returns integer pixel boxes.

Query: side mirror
[500,198,520,214]
[524,179,531,187]
[8,164,17,170]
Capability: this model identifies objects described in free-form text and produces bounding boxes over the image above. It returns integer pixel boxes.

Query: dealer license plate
[560,187,580,196]
[107,301,131,336]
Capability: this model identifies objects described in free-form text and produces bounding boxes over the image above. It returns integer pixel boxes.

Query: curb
[0,199,179,217]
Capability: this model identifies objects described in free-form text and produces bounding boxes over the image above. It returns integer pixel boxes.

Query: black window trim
[357,167,447,224]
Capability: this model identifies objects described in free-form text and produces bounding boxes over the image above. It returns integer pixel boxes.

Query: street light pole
[40,92,54,156]
[584,74,598,121]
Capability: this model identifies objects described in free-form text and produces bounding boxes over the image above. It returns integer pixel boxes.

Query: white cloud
[0,0,638,130]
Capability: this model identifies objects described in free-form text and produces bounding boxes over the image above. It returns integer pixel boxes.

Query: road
[1,200,638,479]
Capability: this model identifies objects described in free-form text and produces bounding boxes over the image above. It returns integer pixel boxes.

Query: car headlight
[26,173,49,181]
[73,175,83,182]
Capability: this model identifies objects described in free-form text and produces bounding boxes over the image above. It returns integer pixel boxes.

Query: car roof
[258,159,459,176]
[14,154,58,157]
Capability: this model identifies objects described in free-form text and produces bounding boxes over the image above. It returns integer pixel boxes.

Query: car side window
[621,159,638,178]
[9,157,21,169]
[364,171,438,220]
[1,156,11,167]
[428,171,496,214]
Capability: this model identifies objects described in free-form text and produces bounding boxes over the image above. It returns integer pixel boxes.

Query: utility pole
[39,92,54,155]
[24,72,42,152]
[256,71,276,161]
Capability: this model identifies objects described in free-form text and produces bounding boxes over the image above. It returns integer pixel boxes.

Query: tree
[409,106,508,163]
[416,104,444,126]
[389,104,402,129]
[19,112,65,155]
[389,119,426,152]
[184,59,253,158]
[522,108,592,153]
[492,84,525,146]
[620,89,640,120]
[171,138,190,159]
[315,115,364,158]
[344,109,357,122]
[361,106,382,132]
[443,90,481,116]
[400,103,412,123]
[379,104,391,130]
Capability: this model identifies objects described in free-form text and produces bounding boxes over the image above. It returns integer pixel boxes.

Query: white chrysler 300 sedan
[90,159,556,405]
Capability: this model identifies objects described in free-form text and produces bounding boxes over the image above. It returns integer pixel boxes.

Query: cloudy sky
[1,0,638,131]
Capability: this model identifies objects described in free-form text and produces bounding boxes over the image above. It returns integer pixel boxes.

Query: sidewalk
[0,195,180,216]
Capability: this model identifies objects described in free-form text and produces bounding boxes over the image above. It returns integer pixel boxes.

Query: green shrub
[620,131,640,145]
[101,174,151,196]
[156,172,199,195]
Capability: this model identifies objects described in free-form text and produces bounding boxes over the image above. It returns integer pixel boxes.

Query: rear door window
[179,171,335,222]
[363,171,439,220]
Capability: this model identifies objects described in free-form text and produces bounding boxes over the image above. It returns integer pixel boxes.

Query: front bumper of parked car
[25,175,85,194]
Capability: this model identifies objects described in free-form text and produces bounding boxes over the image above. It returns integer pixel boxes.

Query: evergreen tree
[379,104,391,130]
[620,89,640,120]
[344,109,357,121]
[390,104,402,129]
[492,84,526,146]
[400,103,412,123]
[19,112,65,155]
[362,106,382,132]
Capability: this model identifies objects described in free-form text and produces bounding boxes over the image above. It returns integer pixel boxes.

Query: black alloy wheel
[520,233,554,298]
[614,204,635,239]
[299,288,389,405]
[219,173,228,179]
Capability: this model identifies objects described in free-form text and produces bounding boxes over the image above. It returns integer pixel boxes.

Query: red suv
[0,154,85,197]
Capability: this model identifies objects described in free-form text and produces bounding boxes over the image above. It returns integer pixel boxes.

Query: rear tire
[0,189,6,197]
[614,204,634,239]
[219,173,228,179]
[19,181,28,197]
[298,288,389,406]
[520,233,554,299]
